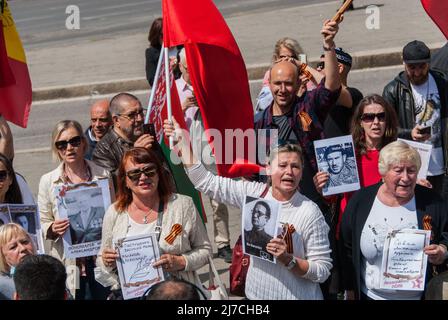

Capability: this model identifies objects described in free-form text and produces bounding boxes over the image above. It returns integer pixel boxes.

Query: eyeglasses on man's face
[117,109,144,122]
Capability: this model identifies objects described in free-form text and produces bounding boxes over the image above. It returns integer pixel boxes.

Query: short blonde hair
[378,141,421,176]
[268,142,304,168]
[0,223,36,274]
[51,120,87,162]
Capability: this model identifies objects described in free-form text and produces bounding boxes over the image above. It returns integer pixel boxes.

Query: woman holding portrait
[164,118,332,300]
[340,141,448,300]
[96,147,211,297]
[38,120,113,299]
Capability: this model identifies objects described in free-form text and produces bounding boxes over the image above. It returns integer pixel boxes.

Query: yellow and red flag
[0,1,32,128]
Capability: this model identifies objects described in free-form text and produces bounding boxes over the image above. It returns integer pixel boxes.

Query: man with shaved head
[85,99,112,160]
[254,19,342,211]
[92,93,155,176]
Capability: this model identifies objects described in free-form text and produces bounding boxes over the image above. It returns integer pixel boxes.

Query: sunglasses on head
[126,165,158,182]
[0,170,8,182]
[360,112,386,123]
[55,136,82,151]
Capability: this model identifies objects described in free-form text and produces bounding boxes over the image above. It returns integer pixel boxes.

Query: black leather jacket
[382,69,448,173]
[92,128,133,176]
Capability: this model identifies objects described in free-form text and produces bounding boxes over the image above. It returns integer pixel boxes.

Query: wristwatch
[286,256,297,270]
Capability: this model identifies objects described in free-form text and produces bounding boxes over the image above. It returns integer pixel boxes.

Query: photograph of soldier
[242,197,279,262]
[66,187,105,245]
[323,144,357,188]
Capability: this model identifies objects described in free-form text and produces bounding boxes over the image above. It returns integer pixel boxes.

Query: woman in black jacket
[341,140,448,300]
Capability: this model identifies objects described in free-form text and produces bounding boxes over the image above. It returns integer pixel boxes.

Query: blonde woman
[38,120,113,299]
[0,223,36,300]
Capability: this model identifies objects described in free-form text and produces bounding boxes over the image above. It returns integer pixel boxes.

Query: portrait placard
[314,135,360,196]
[0,204,11,227]
[241,195,280,263]
[114,233,164,300]
[397,139,432,179]
[8,204,44,254]
[380,229,431,291]
[55,179,111,259]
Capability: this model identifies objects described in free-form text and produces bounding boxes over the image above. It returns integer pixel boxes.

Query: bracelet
[323,44,335,51]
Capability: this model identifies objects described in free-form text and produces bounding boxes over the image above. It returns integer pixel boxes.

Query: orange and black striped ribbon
[281,223,296,254]
[164,224,182,245]
[423,214,433,240]
[298,111,312,132]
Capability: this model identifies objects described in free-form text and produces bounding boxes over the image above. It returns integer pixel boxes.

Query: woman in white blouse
[96,147,210,295]
[164,119,332,300]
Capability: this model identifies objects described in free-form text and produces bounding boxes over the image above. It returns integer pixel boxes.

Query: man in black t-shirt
[321,48,363,138]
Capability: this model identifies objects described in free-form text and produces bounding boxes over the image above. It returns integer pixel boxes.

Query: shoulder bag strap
[155,200,164,241]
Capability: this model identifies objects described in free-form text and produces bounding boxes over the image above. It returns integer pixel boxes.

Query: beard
[122,124,143,142]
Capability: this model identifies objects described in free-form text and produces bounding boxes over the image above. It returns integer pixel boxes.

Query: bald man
[253,19,342,300]
[85,99,112,160]
[254,20,341,203]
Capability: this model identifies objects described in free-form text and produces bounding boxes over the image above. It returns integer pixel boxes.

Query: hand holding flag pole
[332,0,352,23]
[163,47,174,149]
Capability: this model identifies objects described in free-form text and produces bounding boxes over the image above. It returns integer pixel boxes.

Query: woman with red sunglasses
[37,120,113,300]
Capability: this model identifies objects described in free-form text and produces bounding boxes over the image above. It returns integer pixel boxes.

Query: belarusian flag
[0,0,32,128]
[147,54,206,223]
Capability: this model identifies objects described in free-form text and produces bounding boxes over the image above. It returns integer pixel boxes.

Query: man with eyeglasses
[383,40,448,198]
[92,93,156,178]
[85,99,112,160]
[244,201,273,260]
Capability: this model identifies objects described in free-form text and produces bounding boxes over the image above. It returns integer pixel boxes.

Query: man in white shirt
[175,48,233,263]
[383,40,448,198]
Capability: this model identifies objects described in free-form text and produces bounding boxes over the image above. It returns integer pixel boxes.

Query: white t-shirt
[360,196,421,300]
[411,74,444,176]
[126,215,157,238]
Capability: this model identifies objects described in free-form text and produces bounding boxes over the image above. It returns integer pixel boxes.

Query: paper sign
[398,139,432,179]
[380,229,431,291]
[115,233,164,300]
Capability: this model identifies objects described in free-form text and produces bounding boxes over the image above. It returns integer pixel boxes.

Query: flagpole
[164,46,174,149]
[144,48,164,124]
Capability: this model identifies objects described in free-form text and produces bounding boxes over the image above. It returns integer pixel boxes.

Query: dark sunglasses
[0,170,8,182]
[126,165,158,182]
[55,136,82,151]
[316,61,325,70]
[360,112,386,123]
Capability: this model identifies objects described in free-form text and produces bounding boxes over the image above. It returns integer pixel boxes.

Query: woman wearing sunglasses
[95,147,211,298]
[37,120,113,300]
[313,94,398,297]
[0,153,31,205]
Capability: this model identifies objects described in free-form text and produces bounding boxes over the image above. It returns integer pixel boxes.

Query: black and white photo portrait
[12,211,36,234]
[65,187,105,245]
[314,135,360,196]
[242,196,280,262]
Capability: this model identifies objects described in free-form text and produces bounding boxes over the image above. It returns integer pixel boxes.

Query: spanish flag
[0,1,32,128]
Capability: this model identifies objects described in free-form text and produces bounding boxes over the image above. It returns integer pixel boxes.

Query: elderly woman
[341,140,448,300]
[38,120,113,300]
[164,118,332,300]
[0,223,36,300]
[96,147,211,297]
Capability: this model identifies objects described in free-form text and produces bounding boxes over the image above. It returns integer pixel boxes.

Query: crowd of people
[0,11,447,301]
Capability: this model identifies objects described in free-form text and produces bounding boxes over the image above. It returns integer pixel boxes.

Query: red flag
[0,1,32,128]
[421,0,448,39]
[147,55,206,223]
[162,0,257,178]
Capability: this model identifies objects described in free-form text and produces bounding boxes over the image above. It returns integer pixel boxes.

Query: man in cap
[383,40,448,197]
[321,47,363,138]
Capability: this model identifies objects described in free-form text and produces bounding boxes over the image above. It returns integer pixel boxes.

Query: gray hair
[109,93,141,116]
[378,140,421,176]
[178,48,186,67]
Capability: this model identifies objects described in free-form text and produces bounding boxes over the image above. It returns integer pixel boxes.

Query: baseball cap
[335,47,352,67]
[402,40,430,64]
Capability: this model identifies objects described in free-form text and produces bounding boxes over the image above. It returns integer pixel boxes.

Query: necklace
[131,202,156,224]
[63,162,91,184]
